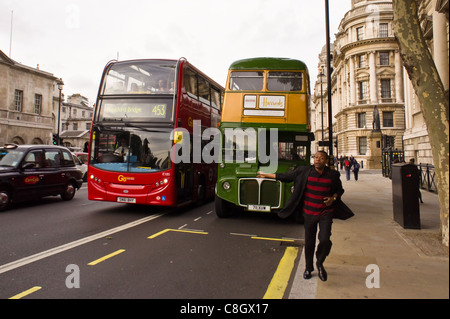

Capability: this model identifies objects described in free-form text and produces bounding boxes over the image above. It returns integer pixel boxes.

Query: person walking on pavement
[344,156,351,181]
[352,159,360,181]
[257,151,354,281]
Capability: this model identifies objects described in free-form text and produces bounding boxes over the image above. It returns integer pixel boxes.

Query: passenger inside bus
[157,79,167,92]
[141,138,156,166]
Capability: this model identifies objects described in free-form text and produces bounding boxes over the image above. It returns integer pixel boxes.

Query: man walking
[257,151,353,281]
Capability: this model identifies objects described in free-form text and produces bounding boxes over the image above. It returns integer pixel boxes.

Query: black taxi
[0,144,83,211]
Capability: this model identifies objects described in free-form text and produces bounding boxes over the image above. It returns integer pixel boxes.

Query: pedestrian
[352,159,360,181]
[344,157,351,180]
[257,151,354,282]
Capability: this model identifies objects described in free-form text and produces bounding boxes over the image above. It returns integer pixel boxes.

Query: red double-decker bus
[88,58,224,207]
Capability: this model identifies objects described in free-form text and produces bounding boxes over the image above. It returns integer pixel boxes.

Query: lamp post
[325,0,334,168]
[319,69,325,145]
[56,78,64,145]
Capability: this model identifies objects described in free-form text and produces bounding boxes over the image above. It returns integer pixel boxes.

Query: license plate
[248,205,271,212]
[117,197,136,204]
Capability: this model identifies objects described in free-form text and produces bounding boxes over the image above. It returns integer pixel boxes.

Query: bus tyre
[215,195,232,218]
[61,182,76,201]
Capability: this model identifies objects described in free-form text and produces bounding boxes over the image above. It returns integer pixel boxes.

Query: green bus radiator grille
[239,178,281,208]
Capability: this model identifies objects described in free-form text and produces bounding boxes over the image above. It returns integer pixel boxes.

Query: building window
[34,94,42,114]
[86,123,91,130]
[380,52,390,65]
[359,137,367,155]
[357,113,366,128]
[14,90,23,112]
[72,123,78,130]
[379,23,389,37]
[356,27,364,41]
[383,111,394,127]
[358,81,368,103]
[358,54,366,68]
[73,109,77,116]
[381,79,392,99]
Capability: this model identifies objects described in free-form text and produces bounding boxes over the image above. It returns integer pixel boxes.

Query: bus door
[174,131,193,203]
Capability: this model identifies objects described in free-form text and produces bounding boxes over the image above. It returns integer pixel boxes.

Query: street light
[56,78,64,145]
[325,0,334,168]
[319,69,325,145]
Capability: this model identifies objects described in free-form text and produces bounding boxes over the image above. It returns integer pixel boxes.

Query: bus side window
[211,87,221,110]
[198,76,210,105]
[184,68,198,99]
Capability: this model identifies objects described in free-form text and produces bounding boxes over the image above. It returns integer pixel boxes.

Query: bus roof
[229,57,308,71]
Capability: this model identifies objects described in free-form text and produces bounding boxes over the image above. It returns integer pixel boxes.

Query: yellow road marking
[9,286,42,299]
[88,249,126,266]
[263,247,299,299]
[147,229,208,239]
[251,236,295,242]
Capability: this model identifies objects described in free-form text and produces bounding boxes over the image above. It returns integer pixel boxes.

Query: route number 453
[152,104,166,117]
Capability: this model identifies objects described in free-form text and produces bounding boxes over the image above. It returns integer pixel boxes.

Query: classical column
[349,56,356,105]
[395,50,404,103]
[433,8,449,90]
[369,51,377,104]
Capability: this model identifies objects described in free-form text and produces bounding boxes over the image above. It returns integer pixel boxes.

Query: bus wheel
[196,182,206,205]
[215,195,233,218]
[61,182,76,201]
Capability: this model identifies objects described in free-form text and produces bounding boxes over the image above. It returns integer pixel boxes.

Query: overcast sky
[0,0,351,104]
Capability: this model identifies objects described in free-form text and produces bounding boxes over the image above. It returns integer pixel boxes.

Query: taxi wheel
[0,189,11,211]
[61,182,76,201]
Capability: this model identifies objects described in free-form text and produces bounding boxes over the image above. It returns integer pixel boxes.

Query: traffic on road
[0,185,303,299]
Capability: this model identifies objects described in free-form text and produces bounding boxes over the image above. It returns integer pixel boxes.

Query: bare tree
[392,0,449,246]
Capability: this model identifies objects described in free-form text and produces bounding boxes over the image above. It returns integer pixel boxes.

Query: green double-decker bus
[215,57,314,218]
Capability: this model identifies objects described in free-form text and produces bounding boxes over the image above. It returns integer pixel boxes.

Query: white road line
[0,213,164,275]
[230,233,258,237]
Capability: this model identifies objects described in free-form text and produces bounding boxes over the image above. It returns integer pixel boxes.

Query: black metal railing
[418,163,438,193]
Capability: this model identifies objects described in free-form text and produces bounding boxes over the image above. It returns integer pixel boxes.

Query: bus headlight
[222,181,231,190]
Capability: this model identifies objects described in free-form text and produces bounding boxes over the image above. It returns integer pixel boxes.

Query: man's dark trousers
[303,212,333,271]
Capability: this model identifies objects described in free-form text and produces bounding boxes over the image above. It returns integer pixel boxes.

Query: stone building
[58,94,93,151]
[402,0,449,165]
[331,0,405,169]
[311,45,332,155]
[312,0,449,169]
[0,49,59,145]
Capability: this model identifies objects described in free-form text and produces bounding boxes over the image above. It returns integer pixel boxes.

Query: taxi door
[17,150,46,198]
[42,149,66,196]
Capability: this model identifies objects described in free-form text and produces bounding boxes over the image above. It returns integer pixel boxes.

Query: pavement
[288,169,449,299]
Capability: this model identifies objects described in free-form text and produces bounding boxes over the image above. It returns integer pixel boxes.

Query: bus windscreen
[102,61,177,95]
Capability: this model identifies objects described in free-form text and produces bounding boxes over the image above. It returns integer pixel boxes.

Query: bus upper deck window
[230,72,264,91]
[268,72,303,92]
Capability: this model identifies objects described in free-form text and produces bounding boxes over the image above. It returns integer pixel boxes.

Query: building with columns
[330,0,405,168]
[312,0,449,169]
[403,0,449,165]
